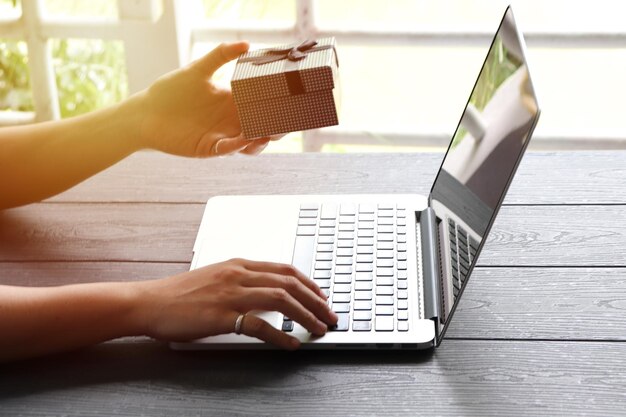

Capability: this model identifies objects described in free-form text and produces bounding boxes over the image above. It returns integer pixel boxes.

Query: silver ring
[210,139,222,156]
[234,313,246,335]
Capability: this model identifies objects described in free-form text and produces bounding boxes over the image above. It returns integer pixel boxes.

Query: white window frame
[1,0,626,150]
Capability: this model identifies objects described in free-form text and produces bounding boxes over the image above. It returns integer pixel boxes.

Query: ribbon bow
[238,40,334,66]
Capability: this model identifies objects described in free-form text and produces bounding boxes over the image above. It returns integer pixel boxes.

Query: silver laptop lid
[428,6,540,344]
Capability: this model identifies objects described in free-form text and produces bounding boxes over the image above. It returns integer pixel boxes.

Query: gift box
[231,38,340,139]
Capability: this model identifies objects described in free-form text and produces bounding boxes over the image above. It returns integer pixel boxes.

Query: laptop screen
[429,7,540,332]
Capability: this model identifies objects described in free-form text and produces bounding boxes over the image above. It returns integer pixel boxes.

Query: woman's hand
[131,42,272,157]
[134,258,338,350]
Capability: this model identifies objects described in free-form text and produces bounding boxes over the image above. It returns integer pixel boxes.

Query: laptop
[172,6,540,350]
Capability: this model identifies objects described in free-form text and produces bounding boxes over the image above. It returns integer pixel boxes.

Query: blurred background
[1,0,625,152]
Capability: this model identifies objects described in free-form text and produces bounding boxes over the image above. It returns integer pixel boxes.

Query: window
[1,0,625,151]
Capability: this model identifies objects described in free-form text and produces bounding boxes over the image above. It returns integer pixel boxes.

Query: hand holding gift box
[231,38,340,139]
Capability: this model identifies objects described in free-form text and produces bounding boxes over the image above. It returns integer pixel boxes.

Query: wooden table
[1,151,625,416]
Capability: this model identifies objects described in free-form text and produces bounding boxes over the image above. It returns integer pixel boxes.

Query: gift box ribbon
[238,40,336,66]
[238,40,338,96]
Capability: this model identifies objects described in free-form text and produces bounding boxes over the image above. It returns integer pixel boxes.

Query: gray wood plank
[0,340,624,417]
[1,203,624,266]
[2,263,624,341]
[447,267,626,341]
[45,151,626,205]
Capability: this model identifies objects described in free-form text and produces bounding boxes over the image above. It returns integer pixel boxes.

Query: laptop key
[318,236,334,244]
[336,257,353,265]
[376,277,394,286]
[377,259,394,268]
[337,240,354,248]
[375,306,394,315]
[358,229,375,238]
[332,303,350,313]
[377,234,394,242]
[355,281,373,290]
[397,234,407,243]
[353,310,372,321]
[296,226,316,236]
[314,269,331,279]
[354,301,373,310]
[397,321,409,332]
[357,245,374,254]
[334,284,352,293]
[397,290,408,299]
[397,281,408,290]
[375,316,394,331]
[356,254,374,263]
[337,248,354,257]
[316,252,333,261]
[334,274,352,284]
[282,320,294,332]
[354,291,373,300]
[376,268,394,277]
[329,313,349,331]
[340,204,357,216]
[397,252,407,261]
[298,217,317,226]
[359,204,376,214]
[319,227,335,236]
[355,272,373,281]
[315,261,332,270]
[376,296,394,305]
[398,310,409,320]
[335,265,352,274]
[314,279,331,289]
[320,203,337,220]
[377,249,394,259]
[397,261,407,270]
[376,287,394,296]
[397,270,408,279]
[358,213,375,222]
[292,236,315,278]
[352,321,372,331]
[317,244,334,253]
[397,300,409,310]
[333,293,351,303]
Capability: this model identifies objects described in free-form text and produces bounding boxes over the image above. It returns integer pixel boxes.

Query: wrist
[114,89,151,152]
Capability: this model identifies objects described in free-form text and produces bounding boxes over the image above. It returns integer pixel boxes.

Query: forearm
[0,281,146,362]
[0,93,146,209]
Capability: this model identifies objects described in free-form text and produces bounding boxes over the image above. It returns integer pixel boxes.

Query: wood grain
[0,340,625,417]
[45,151,626,205]
[2,262,624,341]
[1,203,624,266]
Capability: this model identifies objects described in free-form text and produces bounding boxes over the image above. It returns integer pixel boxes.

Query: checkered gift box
[231,37,340,139]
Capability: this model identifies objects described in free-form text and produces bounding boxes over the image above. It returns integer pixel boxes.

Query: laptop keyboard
[447,218,478,301]
[287,203,412,333]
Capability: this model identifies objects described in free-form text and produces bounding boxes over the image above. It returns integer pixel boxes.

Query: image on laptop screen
[429,7,540,330]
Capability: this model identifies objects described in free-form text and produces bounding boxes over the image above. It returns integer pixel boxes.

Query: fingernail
[317,321,328,334]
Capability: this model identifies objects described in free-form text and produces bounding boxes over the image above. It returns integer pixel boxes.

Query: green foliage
[0,41,32,111]
[52,39,127,118]
[0,0,127,118]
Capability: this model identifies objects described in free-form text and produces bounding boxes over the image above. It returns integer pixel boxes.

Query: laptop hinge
[419,207,442,345]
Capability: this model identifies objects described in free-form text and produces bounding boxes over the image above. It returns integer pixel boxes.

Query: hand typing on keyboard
[134,258,338,350]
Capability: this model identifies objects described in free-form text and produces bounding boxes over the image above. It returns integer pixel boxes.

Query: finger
[191,41,250,77]
[237,259,327,300]
[239,138,270,155]
[242,271,337,325]
[239,314,300,350]
[242,288,329,336]
[195,134,249,157]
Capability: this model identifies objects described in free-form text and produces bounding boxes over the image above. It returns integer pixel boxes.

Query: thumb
[191,41,250,76]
